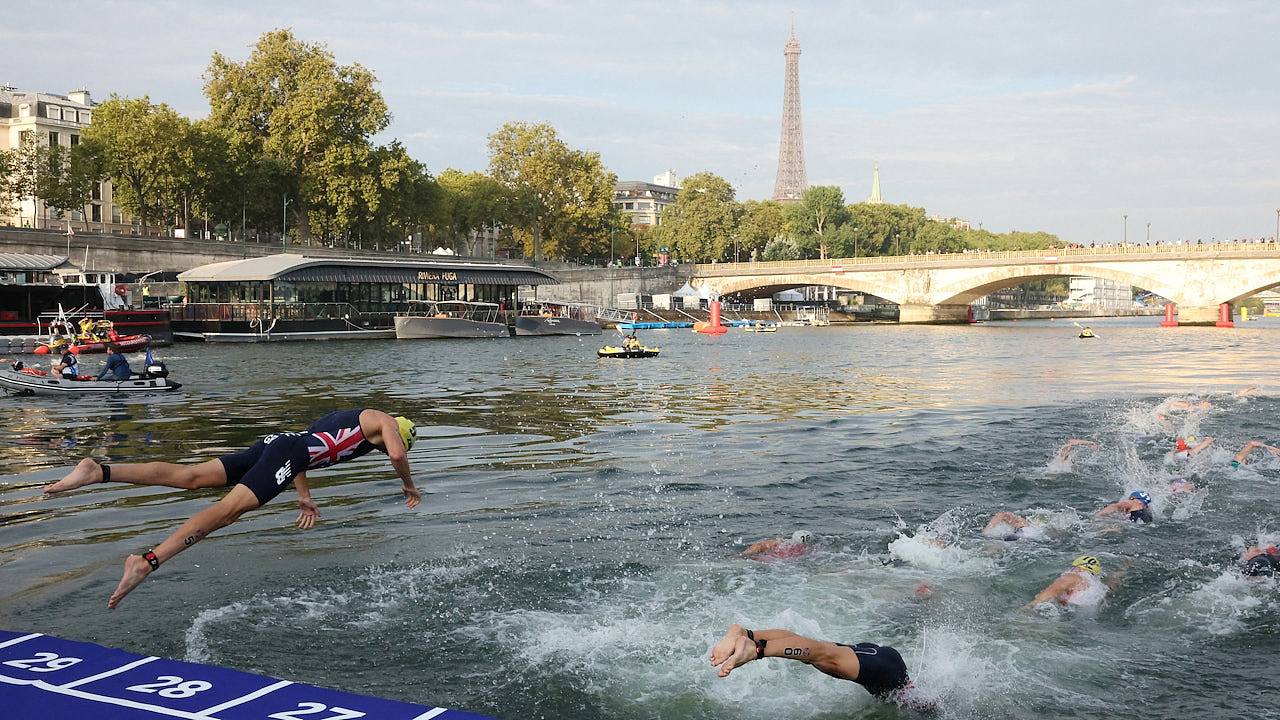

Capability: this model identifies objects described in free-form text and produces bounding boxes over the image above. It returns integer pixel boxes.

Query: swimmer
[1055,438,1099,467]
[710,624,919,705]
[1234,385,1258,399]
[1167,477,1197,494]
[741,530,814,560]
[983,511,1035,541]
[44,408,420,609]
[1025,555,1128,610]
[1155,399,1212,423]
[1096,490,1154,524]
[1168,436,1214,462]
[1230,440,1280,469]
[1239,545,1280,577]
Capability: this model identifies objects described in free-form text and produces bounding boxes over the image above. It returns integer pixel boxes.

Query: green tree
[83,96,190,234]
[846,202,928,256]
[434,168,510,256]
[6,133,42,227]
[487,121,617,261]
[786,186,849,259]
[738,200,788,261]
[35,142,102,231]
[653,171,740,262]
[204,28,390,244]
[0,147,16,219]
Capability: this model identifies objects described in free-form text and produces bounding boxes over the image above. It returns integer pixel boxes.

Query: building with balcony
[0,87,133,233]
[1066,276,1133,310]
[613,173,680,227]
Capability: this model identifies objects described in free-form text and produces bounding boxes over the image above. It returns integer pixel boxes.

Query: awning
[281,266,557,286]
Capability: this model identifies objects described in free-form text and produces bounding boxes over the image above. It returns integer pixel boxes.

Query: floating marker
[0,629,492,720]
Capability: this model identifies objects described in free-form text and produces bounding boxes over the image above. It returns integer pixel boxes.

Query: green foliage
[34,142,102,225]
[737,200,787,260]
[433,168,510,255]
[786,186,849,258]
[82,96,191,232]
[762,236,802,261]
[486,121,617,261]
[653,171,740,262]
[204,28,390,243]
[0,147,15,216]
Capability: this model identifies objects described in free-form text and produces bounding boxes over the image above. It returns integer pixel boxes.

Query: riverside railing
[692,241,1280,276]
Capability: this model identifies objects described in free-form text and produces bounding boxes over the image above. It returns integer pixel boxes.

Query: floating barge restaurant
[170,253,558,342]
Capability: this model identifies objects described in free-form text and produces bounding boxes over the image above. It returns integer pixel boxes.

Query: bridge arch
[928,263,1182,307]
[697,273,907,304]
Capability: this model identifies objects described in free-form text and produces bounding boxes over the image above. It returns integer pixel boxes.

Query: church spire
[868,162,884,204]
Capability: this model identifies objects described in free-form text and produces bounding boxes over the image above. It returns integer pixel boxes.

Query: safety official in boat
[44,408,420,609]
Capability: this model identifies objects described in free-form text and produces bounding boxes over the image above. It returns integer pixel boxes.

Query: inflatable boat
[0,366,181,395]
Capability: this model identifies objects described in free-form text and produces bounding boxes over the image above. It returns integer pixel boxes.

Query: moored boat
[514,302,602,336]
[394,301,510,339]
[0,366,181,395]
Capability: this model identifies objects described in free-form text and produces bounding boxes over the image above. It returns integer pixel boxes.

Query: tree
[653,171,740,262]
[83,96,191,234]
[0,147,16,220]
[3,133,42,227]
[487,121,617,262]
[35,142,102,231]
[786,186,848,259]
[738,200,788,261]
[204,28,390,244]
[434,169,510,255]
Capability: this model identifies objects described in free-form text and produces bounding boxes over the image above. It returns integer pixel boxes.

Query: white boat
[741,323,779,333]
[0,367,182,395]
[394,301,510,339]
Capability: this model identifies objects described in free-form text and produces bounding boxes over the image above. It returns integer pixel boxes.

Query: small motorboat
[1,359,181,396]
[597,345,661,358]
[742,323,779,333]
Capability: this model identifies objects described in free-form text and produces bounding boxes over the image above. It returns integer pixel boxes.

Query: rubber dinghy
[0,367,182,395]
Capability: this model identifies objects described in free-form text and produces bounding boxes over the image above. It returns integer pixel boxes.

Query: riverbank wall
[527,263,694,307]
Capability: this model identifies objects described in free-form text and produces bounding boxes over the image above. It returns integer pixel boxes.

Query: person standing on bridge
[43,408,421,609]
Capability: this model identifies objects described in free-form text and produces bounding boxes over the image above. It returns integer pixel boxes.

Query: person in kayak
[709,623,921,705]
[1230,440,1280,468]
[623,331,641,351]
[43,408,420,609]
[1096,490,1154,523]
[96,343,134,380]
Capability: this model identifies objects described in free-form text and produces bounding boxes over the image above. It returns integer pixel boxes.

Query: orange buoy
[695,300,727,335]
[1160,303,1177,327]
[33,345,50,355]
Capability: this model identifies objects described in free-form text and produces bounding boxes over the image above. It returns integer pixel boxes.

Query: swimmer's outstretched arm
[1095,501,1125,517]
[1056,439,1098,462]
[1188,437,1215,457]
[710,624,859,680]
[1023,574,1078,609]
[377,414,421,508]
[107,484,260,609]
[1234,385,1258,398]
[293,472,319,530]
[983,511,1029,532]
[1234,440,1263,465]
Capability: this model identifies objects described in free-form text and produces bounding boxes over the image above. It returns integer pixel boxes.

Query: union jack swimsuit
[305,408,377,469]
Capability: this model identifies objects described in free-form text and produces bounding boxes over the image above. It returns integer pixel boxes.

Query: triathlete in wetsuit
[1239,546,1280,577]
[1096,490,1153,524]
[43,408,421,609]
[710,624,918,705]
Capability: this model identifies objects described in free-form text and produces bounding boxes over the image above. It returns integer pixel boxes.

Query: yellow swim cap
[395,416,416,452]
[1071,555,1102,575]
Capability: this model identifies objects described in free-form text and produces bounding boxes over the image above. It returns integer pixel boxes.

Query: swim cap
[1230,460,1241,469]
[1129,490,1152,506]
[1175,439,1189,451]
[394,416,417,452]
[1071,555,1102,575]
[791,530,814,544]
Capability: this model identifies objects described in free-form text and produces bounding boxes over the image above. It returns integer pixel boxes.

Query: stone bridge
[691,243,1280,324]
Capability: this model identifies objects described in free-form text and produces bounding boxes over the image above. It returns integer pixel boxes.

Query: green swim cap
[395,416,416,452]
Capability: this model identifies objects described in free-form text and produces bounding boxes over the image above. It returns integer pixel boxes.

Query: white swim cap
[791,530,814,544]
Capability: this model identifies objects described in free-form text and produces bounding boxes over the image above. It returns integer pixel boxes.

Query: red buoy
[1215,302,1234,328]
[1160,303,1178,327]
[695,300,727,335]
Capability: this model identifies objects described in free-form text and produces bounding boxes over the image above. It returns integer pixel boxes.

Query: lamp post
[1146,222,1150,244]
[282,194,292,249]
[610,226,615,265]
[1123,214,1128,244]
[1275,208,1279,243]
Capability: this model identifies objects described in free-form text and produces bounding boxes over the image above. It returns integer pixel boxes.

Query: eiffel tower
[772,20,807,202]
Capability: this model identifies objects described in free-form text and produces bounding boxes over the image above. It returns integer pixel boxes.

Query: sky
[4,0,1279,243]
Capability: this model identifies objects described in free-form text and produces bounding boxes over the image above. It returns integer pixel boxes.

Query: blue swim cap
[1231,460,1241,469]
[1129,490,1152,506]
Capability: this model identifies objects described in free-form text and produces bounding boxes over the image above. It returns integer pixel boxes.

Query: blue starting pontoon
[0,630,491,720]
[617,321,692,329]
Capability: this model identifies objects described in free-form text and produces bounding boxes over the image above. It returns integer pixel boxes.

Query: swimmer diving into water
[710,623,920,705]
[43,408,420,609]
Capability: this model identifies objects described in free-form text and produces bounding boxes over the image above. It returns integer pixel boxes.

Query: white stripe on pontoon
[0,633,42,649]
[59,656,158,689]
[195,679,293,716]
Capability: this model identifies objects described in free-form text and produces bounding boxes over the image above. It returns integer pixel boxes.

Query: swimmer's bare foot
[44,458,103,495]
[710,623,747,666]
[108,554,152,609]
[713,635,757,678]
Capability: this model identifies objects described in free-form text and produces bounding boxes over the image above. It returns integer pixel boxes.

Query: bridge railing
[692,241,1280,275]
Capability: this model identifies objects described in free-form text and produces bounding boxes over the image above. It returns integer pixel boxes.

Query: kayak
[1078,332,1095,339]
[0,367,182,395]
[35,333,152,355]
[598,345,661,358]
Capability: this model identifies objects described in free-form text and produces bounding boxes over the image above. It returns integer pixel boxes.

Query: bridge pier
[898,303,970,324]
[1176,304,1231,326]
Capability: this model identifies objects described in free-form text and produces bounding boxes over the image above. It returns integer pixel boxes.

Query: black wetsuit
[1241,554,1280,577]
[217,409,380,505]
[834,643,911,698]
[1126,507,1153,523]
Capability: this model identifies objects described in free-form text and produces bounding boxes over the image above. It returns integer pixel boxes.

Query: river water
[2,318,1279,720]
